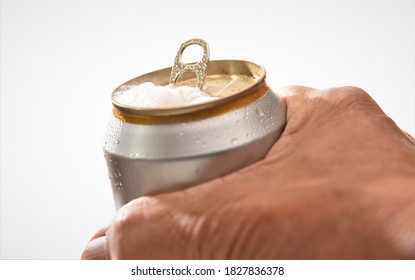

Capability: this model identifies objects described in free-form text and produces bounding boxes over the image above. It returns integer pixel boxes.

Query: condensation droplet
[115,181,123,191]
[256,108,265,117]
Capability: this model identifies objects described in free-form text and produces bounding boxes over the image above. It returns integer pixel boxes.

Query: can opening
[112,60,266,117]
[112,39,266,116]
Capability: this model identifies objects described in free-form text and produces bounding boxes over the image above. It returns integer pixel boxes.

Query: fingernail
[81,236,108,260]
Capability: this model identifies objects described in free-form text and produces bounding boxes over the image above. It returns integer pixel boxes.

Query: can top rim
[111,60,266,117]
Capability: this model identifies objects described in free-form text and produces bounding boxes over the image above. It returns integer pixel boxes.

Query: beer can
[104,39,286,210]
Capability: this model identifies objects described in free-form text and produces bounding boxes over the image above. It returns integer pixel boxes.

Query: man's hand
[82,86,415,259]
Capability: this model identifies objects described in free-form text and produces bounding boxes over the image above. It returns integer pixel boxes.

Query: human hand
[82,86,415,259]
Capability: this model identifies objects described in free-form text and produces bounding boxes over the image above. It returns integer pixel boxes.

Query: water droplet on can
[256,108,265,117]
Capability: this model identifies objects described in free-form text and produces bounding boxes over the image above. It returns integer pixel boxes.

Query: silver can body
[104,88,286,210]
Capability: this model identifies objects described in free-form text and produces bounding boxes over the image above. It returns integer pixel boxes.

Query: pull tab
[169,38,210,90]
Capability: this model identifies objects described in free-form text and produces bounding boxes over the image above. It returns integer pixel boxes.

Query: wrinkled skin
[82,86,415,259]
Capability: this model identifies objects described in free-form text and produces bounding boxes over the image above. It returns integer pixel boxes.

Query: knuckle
[279,86,316,106]
[336,86,371,102]
[108,196,157,258]
[279,85,315,95]
[112,207,136,236]
[115,197,154,229]
[325,86,378,113]
[110,195,200,259]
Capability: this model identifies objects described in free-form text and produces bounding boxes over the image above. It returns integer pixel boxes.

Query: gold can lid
[112,39,266,117]
[112,60,266,117]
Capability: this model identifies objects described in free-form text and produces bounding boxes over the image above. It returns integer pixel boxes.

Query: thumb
[81,236,108,260]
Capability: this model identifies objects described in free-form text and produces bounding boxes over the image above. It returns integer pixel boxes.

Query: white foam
[114,82,217,108]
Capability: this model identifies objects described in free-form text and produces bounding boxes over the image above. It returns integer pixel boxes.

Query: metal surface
[104,87,286,210]
[169,38,210,90]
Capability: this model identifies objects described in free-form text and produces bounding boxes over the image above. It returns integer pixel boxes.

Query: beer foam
[114,82,217,108]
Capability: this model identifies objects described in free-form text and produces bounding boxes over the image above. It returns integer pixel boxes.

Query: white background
[1,0,414,259]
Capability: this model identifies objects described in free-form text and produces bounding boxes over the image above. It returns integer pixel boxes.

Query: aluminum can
[104,59,286,210]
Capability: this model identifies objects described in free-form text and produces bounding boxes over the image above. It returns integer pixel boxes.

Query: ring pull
[169,38,210,90]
